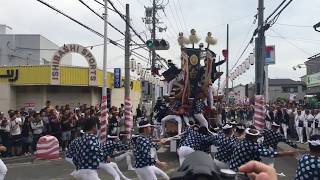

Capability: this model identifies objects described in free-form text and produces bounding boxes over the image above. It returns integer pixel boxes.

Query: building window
[282,87,298,93]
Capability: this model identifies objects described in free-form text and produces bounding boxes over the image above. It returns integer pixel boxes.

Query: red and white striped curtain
[254,95,265,130]
[124,97,133,136]
[100,95,108,143]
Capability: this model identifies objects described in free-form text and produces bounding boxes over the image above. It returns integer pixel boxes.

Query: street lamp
[292,64,306,70]
[314,21,320,32]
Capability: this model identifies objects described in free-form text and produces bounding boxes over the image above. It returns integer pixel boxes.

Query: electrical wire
[106,0,168,69]
[78,0,125,36]
[160,10,179,36]
[270,28,313,56]
[107,0,146,44]
[177,0,187,30]
[35,0,151,64]
[92,0,118,13]
[171,0,185,31]
[167,0,182,32]
[274,23,312,28]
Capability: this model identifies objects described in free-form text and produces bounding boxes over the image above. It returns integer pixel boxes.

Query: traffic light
[146,39,170,50]
[146,40,154,49]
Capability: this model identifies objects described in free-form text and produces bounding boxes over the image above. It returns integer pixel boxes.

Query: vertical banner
[100,95,108,143]
[265,45,275,65]
[114,68,121,88]
[254,95,265,130]
[184,48,201,98]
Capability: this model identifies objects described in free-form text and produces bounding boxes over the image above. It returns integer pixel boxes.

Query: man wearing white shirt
[31,111,44,152]
[295,110,305,143]
[304,109,314,142]
[313,109,320,135]
[9,112,22,156]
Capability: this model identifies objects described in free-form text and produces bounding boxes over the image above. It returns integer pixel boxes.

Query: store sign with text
[51,44,97,86]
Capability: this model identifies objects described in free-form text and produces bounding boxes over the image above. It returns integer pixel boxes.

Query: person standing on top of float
[305,109,314,142]
[71,118,104,180]
[295,110,305,144]
[131,121,169,180]
[295,134,320,180]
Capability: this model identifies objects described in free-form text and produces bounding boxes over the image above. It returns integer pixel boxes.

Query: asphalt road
[4,143,307,180]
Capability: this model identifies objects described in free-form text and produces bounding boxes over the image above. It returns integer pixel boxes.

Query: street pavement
[3,143,308,180]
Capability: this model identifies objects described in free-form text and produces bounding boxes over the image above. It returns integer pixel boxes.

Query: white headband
[245,128,260,136]
[222,124,233,130]
[272,122,280,127]
[137,123,153,129]
[107,135,119,139]
[308,140,320,146]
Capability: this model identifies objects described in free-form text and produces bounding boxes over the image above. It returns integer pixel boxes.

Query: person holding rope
[295,134,320,180]
[214,124,237,170]
[99,135,131,180]
[131,121,169,180]
[230,128,296,171]
[177,124,218,165]
[71,118,104,180]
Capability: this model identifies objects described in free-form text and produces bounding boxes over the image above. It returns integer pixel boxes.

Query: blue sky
[1,0,319,86]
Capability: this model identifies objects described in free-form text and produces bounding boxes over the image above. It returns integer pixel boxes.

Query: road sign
[114,68,121,88]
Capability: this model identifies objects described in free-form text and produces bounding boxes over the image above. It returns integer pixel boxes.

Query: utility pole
[151,0,157,108]
[217,55,221,91]
[100,0,108,143]
[225,24,229,103]
[255,0,266,95]
[265,65,269,102]
[125,4,130,100]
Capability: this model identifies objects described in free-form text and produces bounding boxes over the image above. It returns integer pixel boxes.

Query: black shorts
[11,134,22,145]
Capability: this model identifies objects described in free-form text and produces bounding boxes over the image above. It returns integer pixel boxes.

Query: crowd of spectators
[0,100,106,157]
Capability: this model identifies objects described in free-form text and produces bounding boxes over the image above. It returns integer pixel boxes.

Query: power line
[171,0,185,31]
[107,0,146,44]
[267,35,320,44]
[78,0,150,54]
[106,0,168,69]
[177,0,187,30]
[78,0,125,36]
[270,28,313,56]
[35,0,150,64]
[275,23,312,28]
[167,0,182,32]
[92,0,117,13]
[161,9,179,36]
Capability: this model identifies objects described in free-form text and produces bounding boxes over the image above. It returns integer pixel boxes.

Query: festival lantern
[239,65,243,75]
[137,63,142,75]
[249,53,255,65]
[130,59,136,72]
[241,63,246,73]
[245,58,250,69]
